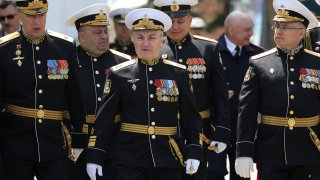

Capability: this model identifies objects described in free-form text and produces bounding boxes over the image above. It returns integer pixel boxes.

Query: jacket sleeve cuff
[86,148,106,166]
[236,141,254,158]
[211,126,231,144]
[185,144,203,162]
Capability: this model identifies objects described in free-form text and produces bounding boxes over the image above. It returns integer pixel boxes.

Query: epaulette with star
[47,30,73,43]
[251,48,277,61]
[110,59,136,72]
[162,54,186,70]
[304,49,320,57]
[110,49,131,60]
[193,35,218,43]
[0,31,20,45]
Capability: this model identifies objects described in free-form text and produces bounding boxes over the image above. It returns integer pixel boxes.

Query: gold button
[290,81,294,85]
[93,58,97,62]
[96,84,100,88]
[98,97,102,101]
[95,71,99,75]
[151,108,155,112]
[38,119,43,123]
[178,45,182,49]
[38,75,42,79]
[151,122,155,126]
[37,110,45,118]
[38,89,43,94]
[149,67,153,71]
[37,60,41,65]
[290,95,294,100]
[36,46,40,50]
[147,126,155,135]
[290,68,294,72]
[149,80,153,84]
[289,110,294,115]
[151,135,156,139]
[150,94,154,98]
[179,59,183,63]
[39,105,43,109]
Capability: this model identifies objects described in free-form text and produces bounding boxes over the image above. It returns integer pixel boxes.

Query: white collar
[224,35,241,56]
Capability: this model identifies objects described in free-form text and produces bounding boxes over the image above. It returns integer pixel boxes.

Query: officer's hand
[208,141,227,153]
[185,159,200,175]
[86,163,103,180]
[235,157,254,178]
[72,148,83,159]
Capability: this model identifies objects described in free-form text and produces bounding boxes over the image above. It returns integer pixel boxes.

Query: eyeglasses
[0,14,16,21]
[271,24,305,31]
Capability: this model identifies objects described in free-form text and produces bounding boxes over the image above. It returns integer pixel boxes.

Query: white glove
[235,157,254,178]
[72,148,83,159]
[209,141,227,153]
[185,159,200,175]
[86,163,103,180]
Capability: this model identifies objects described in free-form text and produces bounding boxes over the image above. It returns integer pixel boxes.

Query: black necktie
[234,46,241,59]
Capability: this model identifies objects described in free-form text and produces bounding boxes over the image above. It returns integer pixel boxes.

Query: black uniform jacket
[0,30,85,162]
[237,47,320,166]
[307,27,320,52]
[110,39,136,57]
[86,57,203,168]
[73,47,130,159]
[218,34,264,141]
[160,34,230,144]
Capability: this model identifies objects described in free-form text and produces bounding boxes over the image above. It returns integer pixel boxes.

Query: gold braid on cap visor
[80,12,110,27]
[273,6,304,23]
[132,14,164,31]
[18,0,48,15]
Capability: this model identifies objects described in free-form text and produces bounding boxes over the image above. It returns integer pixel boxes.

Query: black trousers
[182,145,207,180]
[206,144,249,180]
[2,156,68,180]
[257,164,320,180]
[117,165,182,180]
[69,158,117,180]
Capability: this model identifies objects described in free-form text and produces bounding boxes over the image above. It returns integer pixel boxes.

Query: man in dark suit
[235,0,320,179]
[154,0,231,179]
[0,0,85,180]
[86,8,203,180]
[64,3,131,180]
[0,0,21,37]
[207,11,264,180]
[301,0,320,52]
[109,8,136,57]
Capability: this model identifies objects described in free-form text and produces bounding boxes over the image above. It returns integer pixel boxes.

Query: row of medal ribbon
[154,79,179,102]
[186,58,206,79]
[47,60,69,80]
[299,67,320,90]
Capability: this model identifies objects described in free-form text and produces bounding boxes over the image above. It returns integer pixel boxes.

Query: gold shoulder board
[47,30,73,43]
[110,59,136,72]
[193,35,218,43]
[304,49,320,57]
[0,31,20,44]
[163,59,186,70]
[109,49,131,60]
[251,48,277,60]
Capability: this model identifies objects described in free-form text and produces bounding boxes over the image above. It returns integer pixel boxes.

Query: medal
[162,96,168,101]
[193,74,198,79]
[302,82,307,88]
[132,84,136,91]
